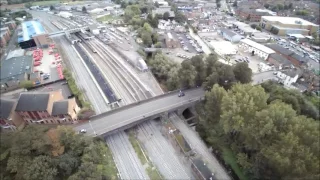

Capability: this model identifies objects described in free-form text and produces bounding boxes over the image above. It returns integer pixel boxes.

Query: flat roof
[0,56,33,81]
[240,39,275,54]
[262,16,319,27]
[18,21,46,43]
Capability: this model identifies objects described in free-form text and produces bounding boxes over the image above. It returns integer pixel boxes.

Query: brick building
[0,27,10,48]
[0,99,25,131]
[266,44,308,67]
[236,8,269,22]
[4,21,17,30]
[15,91,80,125]
[267,53,293,69]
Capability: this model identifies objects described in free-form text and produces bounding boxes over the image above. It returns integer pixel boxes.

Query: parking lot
[170,31,203,54]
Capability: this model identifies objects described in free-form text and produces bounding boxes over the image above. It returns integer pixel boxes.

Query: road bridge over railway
[48,26,89,37]
[74,88,205,137]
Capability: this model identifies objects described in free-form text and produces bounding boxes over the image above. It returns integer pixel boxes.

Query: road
[75,88,205,136]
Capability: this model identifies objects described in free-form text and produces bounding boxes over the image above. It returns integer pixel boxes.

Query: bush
[154,42,162,48]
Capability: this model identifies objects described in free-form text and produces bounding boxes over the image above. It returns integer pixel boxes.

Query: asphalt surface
[1,27,19,61]
[75,88,205,135]
[170,113,231,180]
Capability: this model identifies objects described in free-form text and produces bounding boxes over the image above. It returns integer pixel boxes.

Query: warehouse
[18,21,49,49]
[239,39,275,60]
[260,16,319,36]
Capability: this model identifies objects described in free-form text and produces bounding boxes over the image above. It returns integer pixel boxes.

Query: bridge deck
[74,88,205,136]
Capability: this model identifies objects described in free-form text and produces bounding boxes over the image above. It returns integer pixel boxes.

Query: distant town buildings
[260,16,319,36]
[239,39,275,60]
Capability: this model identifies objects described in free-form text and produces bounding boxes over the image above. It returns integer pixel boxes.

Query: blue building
[18,21,48,49]
[219,28,243,43]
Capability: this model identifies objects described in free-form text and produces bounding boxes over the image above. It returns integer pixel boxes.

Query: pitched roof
[269,53,292,65]
[0,99,16,120]
[51,100,69,116]
[220,28,238,37]
[192,158,215,179]
[265,44,294,56]
[15,93,50,111]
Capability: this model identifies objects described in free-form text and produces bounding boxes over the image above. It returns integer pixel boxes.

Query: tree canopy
[199,83,320,180]
[0,126,118,180]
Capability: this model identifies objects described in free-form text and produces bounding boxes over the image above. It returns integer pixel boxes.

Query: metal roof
[18,21,46,43]
[0,56,33,82]
[240,39,275,54]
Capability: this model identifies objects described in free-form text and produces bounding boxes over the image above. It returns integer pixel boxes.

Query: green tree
[154,1,159,8]
[174,11,186,23]
[166,66,180,90]
[233,62,252,83]
[20,80,33,89]
[232,0,237,7]
[264,3,270,9]
[23,156,58,180]
[178,60,197,88]
[250,24,257,29]
[143,22,153,33]
[190,55,206,86]
[154,42,162,48]
[50,5,55,11]
[121,1,127,8]
[141,31,153,47]
[25,2,32,9]
[163,11,170,20]
[82,6,87,13]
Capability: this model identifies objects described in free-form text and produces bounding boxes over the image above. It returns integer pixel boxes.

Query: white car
[183,47,189,51]
[80,129,87,133]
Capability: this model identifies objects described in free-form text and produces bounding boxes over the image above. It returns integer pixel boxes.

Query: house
[165,32,179,48]
[191,158,215,180]
[0,99,24,131]
[236,8,269,22]
[15,91,80,125]
[267,53,293,69]
[276,69,302,87]
[239,39,275,60]
[219,28,243,43]
[153,6,175,18]
[265,44,308,66]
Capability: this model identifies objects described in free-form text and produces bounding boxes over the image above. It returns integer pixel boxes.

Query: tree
[154,42,162,48]
[25,2,32,9]
[166,66,180,90]
[232,0,237,7]
[141,31,153,47]
[178,60,197,88]
[233,62,252,84]
[205,54,218,75]
[250,24,257,29]
[174,11,186,23]
[190,55,206,86]
[50,5,55,11]
[143,22,153,33]
[163,11,170,20]
[23,156,58,180]
[20,80,33,89]
[82,6,87,13]
[121,1,127,9]
[264,3,270,9]
[217,3,221,9]
[154,1,159,8]
[256,26,262,31]
[277,4,284,10]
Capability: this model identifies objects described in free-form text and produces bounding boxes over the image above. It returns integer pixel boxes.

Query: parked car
[178,91,185,97]
[80,129,87,133]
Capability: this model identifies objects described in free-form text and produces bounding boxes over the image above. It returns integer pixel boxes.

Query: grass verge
[222,147,248,180]
[128,131,148,165]
[146,166,163,180]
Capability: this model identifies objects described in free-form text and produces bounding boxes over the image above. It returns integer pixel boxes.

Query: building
[267,53,293,69]
[232,21,256,35]
[0,56,34,92]
[153,6,175,18]
[219,28,243,43]
[210,41,237,55]
[260,16,319,36]
[3,21,17,30]
[165,32,179,48]
[18,21,49,49]
[265,44,308,66]
[191,158,215,180]
[0,27,10,47]
[276,69,302,87]
[250,31,271,43]
[236,8,269,22]
[15,91,80,125]
[0,99,24,131]
[239,39,275,60]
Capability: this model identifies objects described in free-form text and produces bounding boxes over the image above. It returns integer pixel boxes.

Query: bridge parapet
[90,87,204,121]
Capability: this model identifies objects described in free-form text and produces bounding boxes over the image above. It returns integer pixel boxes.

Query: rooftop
[6,49,25,60]
[240,39,275,54]
[192,158,215,180]
[0,99,16,120]
[51,100,69,116]
[220,28,238,37]
[261,16,319,27]
[18,21,46,43]
[0,56,33,81]
[15,93,50,112]
[269,53,292,66]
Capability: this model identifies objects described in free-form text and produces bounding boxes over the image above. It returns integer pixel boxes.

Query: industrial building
[238,39,275,60]
[18,21,49,49]
[260,16,319,36]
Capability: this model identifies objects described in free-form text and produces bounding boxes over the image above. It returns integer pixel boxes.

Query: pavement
[1,27,19,61]
[74,88,205,136]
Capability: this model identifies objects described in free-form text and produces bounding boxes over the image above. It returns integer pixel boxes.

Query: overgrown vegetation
[146,52,252,91]
[198,83,320,180]
[20,80,34,89]
[0,125,118,180]
[63,69,91,109]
